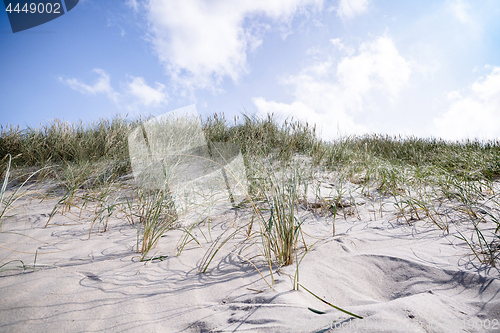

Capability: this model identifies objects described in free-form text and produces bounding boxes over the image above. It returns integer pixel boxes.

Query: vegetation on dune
[1,112,500,318]
[2,113,500,180]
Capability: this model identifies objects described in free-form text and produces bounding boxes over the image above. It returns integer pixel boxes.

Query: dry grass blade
[1,154,47,229]
[298,283,363,319]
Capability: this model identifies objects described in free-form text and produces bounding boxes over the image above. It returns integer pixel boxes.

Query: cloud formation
[126,0,139,12]
[60,69,168,109]
[450,0,472,24]
[144,0,323,91]
[126,77,168,107]
[336,0,369,20]
[432,66,500,140]
[253,36,411,140]
[61,69,120,104]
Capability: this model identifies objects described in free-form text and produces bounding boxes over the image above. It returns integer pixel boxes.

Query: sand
[0,179,499,333]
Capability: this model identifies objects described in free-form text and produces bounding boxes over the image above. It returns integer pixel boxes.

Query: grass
[0,154,47,230]
[1,112,500,318]
[132,188,178,261]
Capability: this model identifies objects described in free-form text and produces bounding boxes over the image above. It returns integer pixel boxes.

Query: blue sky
[1,0,499,141]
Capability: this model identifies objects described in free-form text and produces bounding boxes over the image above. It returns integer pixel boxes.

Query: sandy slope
[0,182,499,333]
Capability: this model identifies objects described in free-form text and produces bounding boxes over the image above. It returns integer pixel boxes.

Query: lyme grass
[0,117,137,169]
[135,188,178,261]
[1,154,46,230]
[194,145,321,291]
[255,165,305,267]
[299,283,364,319]
[45,159,126,227]
[2,113,499,324]
[2,113,500,274]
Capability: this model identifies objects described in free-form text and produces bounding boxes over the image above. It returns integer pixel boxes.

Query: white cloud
[61,69,168,108]
[447,90,462,101]
[144,0,323,91]
[450,0,472,24]
[336,0,369,20]
[330,38,342,47]
[126,77,168,107]
[337,37,411,106]
[127,0,139,12]
[253,36,411,140]
[432,67,500,140]
[61,69,120,104]
[330,38,354,55]
[253,98,316,122]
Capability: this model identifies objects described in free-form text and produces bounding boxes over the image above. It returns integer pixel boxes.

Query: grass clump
[0,117,136,172]
[4,112,500,320]
[2,113,500,270]
[1,154,47,230]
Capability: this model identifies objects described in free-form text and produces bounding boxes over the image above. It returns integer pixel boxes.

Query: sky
[1,0,499,142]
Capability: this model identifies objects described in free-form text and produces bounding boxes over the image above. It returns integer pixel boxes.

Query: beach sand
[1,179,499,333]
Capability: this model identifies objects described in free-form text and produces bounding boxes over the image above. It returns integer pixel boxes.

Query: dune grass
[2,113,500,261]
[0,154,48,230]
[1,112,500,317]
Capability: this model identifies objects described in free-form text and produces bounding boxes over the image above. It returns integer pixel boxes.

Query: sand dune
[1,180,499,333]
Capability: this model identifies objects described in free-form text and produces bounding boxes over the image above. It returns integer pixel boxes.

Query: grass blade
[298,283,363,319]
